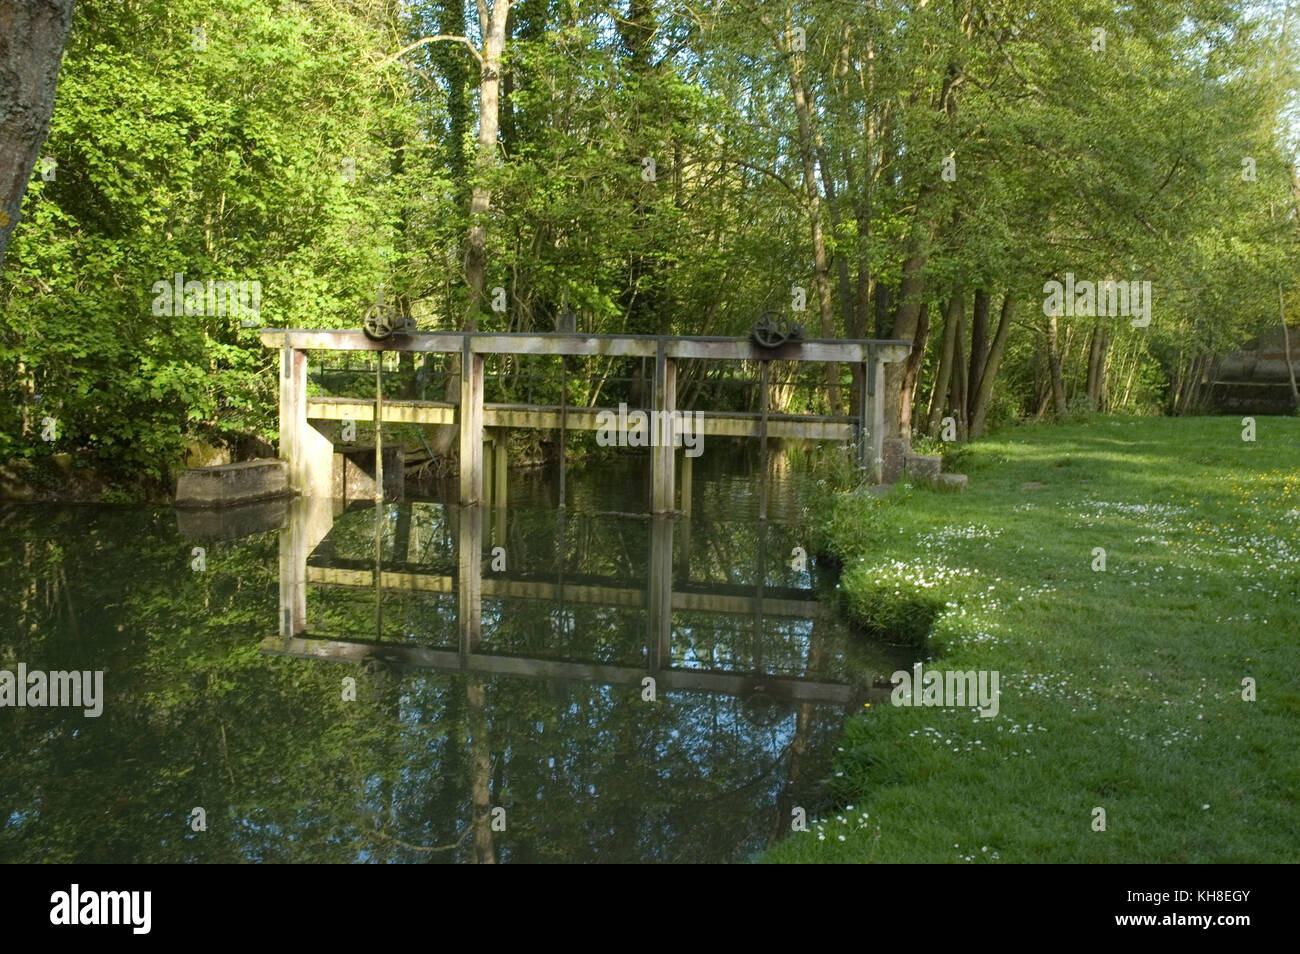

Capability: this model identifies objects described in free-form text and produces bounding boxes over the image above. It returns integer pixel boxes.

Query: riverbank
[764,415,1300,863]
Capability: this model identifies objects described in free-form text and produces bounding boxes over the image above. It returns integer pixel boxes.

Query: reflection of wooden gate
[261,330,911,512]
[267,497,896,708]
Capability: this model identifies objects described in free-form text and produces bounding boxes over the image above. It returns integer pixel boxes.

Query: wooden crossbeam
[260,329,912,364]
[261,634,889,705]
[304,564,829,618]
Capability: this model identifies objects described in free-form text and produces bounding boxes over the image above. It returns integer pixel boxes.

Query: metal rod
[375,353,383,640]
[375,355,384,504]
[559,356,567,509]
[759,360,768,521]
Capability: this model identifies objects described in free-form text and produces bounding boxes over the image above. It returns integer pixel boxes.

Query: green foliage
[2,0,1298,487]
[766,416,1300,863]
[840,562,947,650]
[1,0,433,479]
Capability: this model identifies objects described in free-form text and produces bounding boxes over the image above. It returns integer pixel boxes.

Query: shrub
[840,560,948,650]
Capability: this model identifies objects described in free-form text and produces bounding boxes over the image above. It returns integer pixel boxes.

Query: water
[0,448,906,863]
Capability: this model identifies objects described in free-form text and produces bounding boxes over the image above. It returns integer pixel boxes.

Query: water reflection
[0,454,906,863]
[269,498,885,708]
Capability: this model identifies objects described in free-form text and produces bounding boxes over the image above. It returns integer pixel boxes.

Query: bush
[812,489,890,565]
[840,561,948,650]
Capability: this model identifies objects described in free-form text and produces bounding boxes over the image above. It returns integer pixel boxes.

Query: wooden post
[647,515,674,672]
[857,355,870,469]
[494,433,508,509]
[459,339,485,505]
[457,504,483,652]
[559,356,568,509]
[651,343,676,513]
[869,347,886,484]
[280,347,334,498]
[680,448,692,516]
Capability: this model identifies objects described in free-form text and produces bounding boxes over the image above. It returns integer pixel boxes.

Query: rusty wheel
[362,302,398,341]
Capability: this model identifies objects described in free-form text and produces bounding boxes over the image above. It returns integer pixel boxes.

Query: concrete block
[936,473,968,491]
[175,458,290,508]
[905,453,942,481]
[176,495,290,539]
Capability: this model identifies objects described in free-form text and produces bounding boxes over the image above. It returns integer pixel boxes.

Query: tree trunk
[1085,322,1108,411]
[967,288,990,413]
[0,0,77,268]
[883,182,936,441]
[782,22,841,414]
[1280,284,1299,407]
[969,292,1014,438]
[463,0,511,326]
[951,297,968,439]
[898,302,929,439]
[873,282,892,339]
[926,294,960,434]
[1047,314,1068,418]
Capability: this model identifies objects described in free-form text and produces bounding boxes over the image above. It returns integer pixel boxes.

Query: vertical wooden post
[457,504,483,652]
[559,356,568,510]
[280,347,334,498]
[280,347,296,485]
[857,355,870,469]
[680,449,692,516]
[869,347,886,484]
[459,339,485,505]
[647,515,674,672]
[494,433,508,509]
[651,342,676,514]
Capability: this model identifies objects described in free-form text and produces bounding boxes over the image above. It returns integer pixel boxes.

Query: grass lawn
[763,414,1300,863]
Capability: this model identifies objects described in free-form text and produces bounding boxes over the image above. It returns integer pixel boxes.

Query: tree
[0,0,77,267]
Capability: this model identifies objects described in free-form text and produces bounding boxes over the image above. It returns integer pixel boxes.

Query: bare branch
[377,35,482,69]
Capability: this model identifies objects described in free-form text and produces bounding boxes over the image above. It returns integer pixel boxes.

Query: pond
[0,447,907,863]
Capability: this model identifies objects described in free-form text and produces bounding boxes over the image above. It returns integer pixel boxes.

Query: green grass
[764,414,1300,863]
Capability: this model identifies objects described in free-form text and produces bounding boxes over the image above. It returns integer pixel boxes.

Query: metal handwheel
[751,311,805,349]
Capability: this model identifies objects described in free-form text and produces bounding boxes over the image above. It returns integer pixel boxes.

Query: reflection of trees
[0,475,887,862]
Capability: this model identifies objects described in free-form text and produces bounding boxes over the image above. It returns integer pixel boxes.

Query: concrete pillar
[277,496,335,639]
[280,347,334,498]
